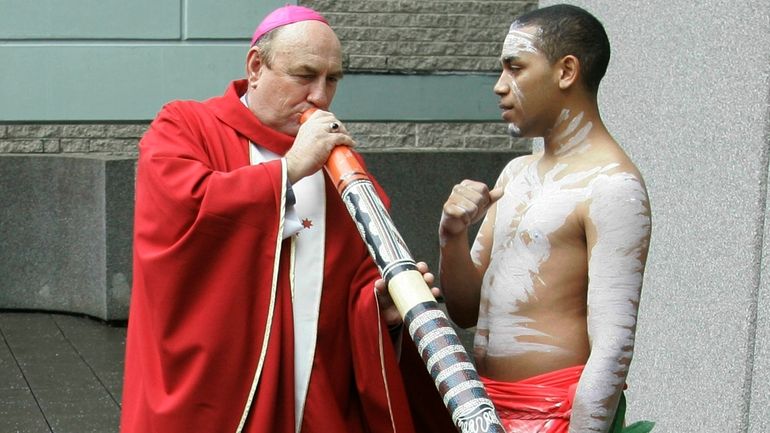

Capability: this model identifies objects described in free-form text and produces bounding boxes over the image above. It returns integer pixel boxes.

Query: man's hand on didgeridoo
[374,262,442,328]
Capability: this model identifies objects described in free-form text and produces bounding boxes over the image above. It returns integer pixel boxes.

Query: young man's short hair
[513,4,611,94]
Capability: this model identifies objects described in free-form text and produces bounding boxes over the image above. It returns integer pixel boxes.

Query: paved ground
[0,309,472,433]
[0,311,126,433]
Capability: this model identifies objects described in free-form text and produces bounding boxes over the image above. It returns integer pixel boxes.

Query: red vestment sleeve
[122,100,297,433]
[137,102,284,235]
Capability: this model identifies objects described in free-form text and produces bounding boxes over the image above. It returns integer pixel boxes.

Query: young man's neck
[540,99,606,159]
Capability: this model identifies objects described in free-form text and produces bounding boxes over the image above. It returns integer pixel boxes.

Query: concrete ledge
[0,154,135,320]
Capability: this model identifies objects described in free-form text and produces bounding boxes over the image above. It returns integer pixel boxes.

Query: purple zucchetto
[250,5,329,46]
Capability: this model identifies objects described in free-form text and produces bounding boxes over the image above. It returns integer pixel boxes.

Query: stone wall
[0,122,529,155]
[0,124,147,155]
[301,0,534,72]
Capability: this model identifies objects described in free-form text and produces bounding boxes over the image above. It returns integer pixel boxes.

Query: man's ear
[245,47,264,88]
[557,55,580,90]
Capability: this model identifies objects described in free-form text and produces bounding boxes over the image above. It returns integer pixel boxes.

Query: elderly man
[120,6,451,433]
[438,4,652,433]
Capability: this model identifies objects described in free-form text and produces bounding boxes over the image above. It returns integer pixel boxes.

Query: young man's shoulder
[575,138,644,177]
[500,153,538,179]
[583,148,649,205]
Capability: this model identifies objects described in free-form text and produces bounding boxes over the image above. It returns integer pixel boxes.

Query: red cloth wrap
[480,365,584,433]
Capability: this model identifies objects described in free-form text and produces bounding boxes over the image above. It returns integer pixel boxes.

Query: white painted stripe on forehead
[502,29,540,56]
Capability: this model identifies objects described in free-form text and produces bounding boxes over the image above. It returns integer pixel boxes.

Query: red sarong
[480,365,584,433]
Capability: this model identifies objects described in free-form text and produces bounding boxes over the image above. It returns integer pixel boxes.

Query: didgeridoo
[300,110,505,433]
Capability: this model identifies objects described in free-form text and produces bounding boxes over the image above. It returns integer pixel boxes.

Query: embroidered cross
[301,218,313,229]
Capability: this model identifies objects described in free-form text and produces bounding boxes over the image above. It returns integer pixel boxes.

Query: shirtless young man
[438,5,651,433]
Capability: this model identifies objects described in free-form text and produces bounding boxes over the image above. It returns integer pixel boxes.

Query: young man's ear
[557,55,580,90]
[245,47,264,89]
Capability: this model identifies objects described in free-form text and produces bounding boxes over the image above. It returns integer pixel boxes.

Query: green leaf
[622,421,655,433]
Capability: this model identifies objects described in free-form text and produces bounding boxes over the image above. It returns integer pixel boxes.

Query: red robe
[120,80,455,433]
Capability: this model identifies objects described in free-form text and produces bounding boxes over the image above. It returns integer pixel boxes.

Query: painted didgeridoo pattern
[301,111,505,433]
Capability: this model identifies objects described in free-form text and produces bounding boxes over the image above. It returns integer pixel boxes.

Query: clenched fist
[439,179,503,240]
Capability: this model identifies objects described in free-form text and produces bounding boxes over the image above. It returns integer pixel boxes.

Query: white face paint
[500,28,541,138]
[502,28,541,56]
[507,123,522,137]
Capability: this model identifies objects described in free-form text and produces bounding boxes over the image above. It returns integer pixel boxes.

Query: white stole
[249,143,326,433]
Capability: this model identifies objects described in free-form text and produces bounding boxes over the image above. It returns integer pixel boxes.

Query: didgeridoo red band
[300,109,505,433]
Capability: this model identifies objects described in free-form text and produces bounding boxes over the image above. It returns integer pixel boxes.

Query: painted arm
[570,173,651,433]
[439,179,503,328]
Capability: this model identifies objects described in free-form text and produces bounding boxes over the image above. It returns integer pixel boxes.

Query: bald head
[253,20,341,70]
[245,20,343,136]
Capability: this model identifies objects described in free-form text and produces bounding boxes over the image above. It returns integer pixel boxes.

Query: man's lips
[499,105,514,119]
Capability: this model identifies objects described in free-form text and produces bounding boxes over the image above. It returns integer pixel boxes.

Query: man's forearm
[569,354,628,433]
[439,231,482,328]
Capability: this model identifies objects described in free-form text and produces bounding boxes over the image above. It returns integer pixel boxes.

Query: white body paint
[554,111,593,157]
[556,111,584,141]
[570,172,650,433]
[554,108,570,129]
[474,159,621,358]
[471,150,650,433]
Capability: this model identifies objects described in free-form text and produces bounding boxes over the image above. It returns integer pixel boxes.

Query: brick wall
[0,124,148,155]
[301,0,535,72]
[0,0,535,156]
[0,122,529,155]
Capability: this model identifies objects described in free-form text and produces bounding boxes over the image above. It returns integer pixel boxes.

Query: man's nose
[493,74,510,95]
[307,79,331,108]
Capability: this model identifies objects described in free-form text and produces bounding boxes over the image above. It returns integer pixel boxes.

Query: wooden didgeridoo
[300,110,505,433]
